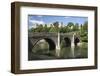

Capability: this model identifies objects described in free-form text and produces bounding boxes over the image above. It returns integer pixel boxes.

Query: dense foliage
[28,21,88,42]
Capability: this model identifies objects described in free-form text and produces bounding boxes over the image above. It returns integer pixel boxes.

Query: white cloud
[28,25,35,29]
[30,20,45,24]
[37,15,43,17]
[28,20,45,29]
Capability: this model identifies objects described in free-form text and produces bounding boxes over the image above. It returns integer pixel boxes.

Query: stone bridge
[28,32,80,55]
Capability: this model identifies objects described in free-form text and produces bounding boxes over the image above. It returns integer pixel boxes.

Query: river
[28,40,88,60]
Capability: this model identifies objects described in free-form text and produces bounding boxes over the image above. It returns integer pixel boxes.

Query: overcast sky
[28,15,88,29]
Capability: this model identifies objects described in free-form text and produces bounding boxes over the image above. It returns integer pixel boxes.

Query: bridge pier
[71,33,75,47]
[56,45,61,57]
[55,32,61,57]
[71,33,75,58]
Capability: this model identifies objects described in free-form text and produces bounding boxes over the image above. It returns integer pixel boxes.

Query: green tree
[53,21,59,27]
[60,26,65,33]
[49,21,59,32]
[83,21,88,32]
[67,22,74,27]
[28,28,35,32]
[73,23,79,31]
[42,24,48,32]
[80,21,88,42]
[49,25,57,32]
[35,24,43,32]
[67,22,74,32]
[65,26,70,33]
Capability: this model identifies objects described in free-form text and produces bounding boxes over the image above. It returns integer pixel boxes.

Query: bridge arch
[64,37,71,47]
[28,37,56,52]
[41,38,56,50]
[74,37,80,46]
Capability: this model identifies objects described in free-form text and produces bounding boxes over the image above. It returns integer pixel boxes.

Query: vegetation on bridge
[28,21,88,43]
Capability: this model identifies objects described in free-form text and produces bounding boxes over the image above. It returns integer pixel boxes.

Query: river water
[28,41,88,60]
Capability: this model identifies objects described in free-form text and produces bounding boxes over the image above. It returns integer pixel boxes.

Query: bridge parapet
[29,32,80,38]
[61,33,80,37]
[29,32,58,38]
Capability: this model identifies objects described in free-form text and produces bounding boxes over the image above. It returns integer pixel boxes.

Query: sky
[28,15,88,29]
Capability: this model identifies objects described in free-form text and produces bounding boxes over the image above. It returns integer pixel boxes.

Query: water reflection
[28,39,88,60]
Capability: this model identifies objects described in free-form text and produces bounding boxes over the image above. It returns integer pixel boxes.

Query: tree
[28,28,35,32]
[45,24,51,32]
[67,22,74,32]
[67,22,74,27]
[60,26,64,33]
[48,21,59,33]
[35,24,43,32]
[73,23,79,31]
[80,21,88,42]
[42,24,49,32]
[53,21,59,27]
[49,25,57,32]
[83,21,88,32]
